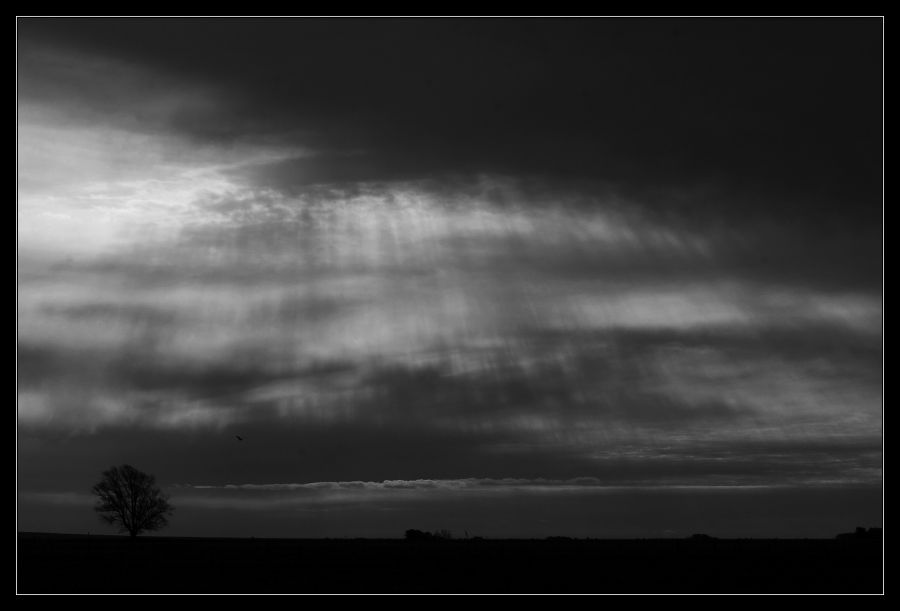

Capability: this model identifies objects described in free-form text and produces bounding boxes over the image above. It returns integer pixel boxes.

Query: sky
[17,18,882,539]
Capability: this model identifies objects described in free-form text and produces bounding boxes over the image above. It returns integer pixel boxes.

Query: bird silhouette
[235,435,244,441]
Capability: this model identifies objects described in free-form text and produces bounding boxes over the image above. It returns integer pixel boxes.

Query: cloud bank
[17,19,881,538]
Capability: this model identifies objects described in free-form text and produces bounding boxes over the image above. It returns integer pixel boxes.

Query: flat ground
[17,532,883,593]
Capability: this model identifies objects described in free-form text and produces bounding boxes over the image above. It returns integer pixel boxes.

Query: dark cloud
[607,325,881,375]
[39,302,177,327]
[19,19,882,214]
[18,18,883,300]
[18,419,880,500]
[356,358,751,430]
[17,324,881,493]
[18,340,353,405]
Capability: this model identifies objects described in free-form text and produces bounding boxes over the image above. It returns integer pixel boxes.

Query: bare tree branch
[92,465,174,537]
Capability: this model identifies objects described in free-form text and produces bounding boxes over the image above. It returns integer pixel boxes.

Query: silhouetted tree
[91,464,174,537]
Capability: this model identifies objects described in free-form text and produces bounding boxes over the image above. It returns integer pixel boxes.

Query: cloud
[18,200,881,438]
[187,476,791,494]
[16,20,882,538]
[171,472,880,515]
[18,19,882,209]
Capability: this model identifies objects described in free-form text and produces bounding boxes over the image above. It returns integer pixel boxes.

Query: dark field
[17,532,882,594]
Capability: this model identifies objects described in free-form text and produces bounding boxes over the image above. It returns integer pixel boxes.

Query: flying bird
[235,435,244,441]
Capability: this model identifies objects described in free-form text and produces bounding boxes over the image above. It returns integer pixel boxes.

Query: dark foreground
[17,532,882,593]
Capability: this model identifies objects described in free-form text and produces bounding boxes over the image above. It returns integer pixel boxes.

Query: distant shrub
[688,533,717,541]
[405,529,427,541]
[404,529,453,541]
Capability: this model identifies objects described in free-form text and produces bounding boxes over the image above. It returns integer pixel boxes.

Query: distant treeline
[836,527,882,540]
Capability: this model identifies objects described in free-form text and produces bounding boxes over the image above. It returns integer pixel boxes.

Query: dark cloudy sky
[17,18,882,538]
